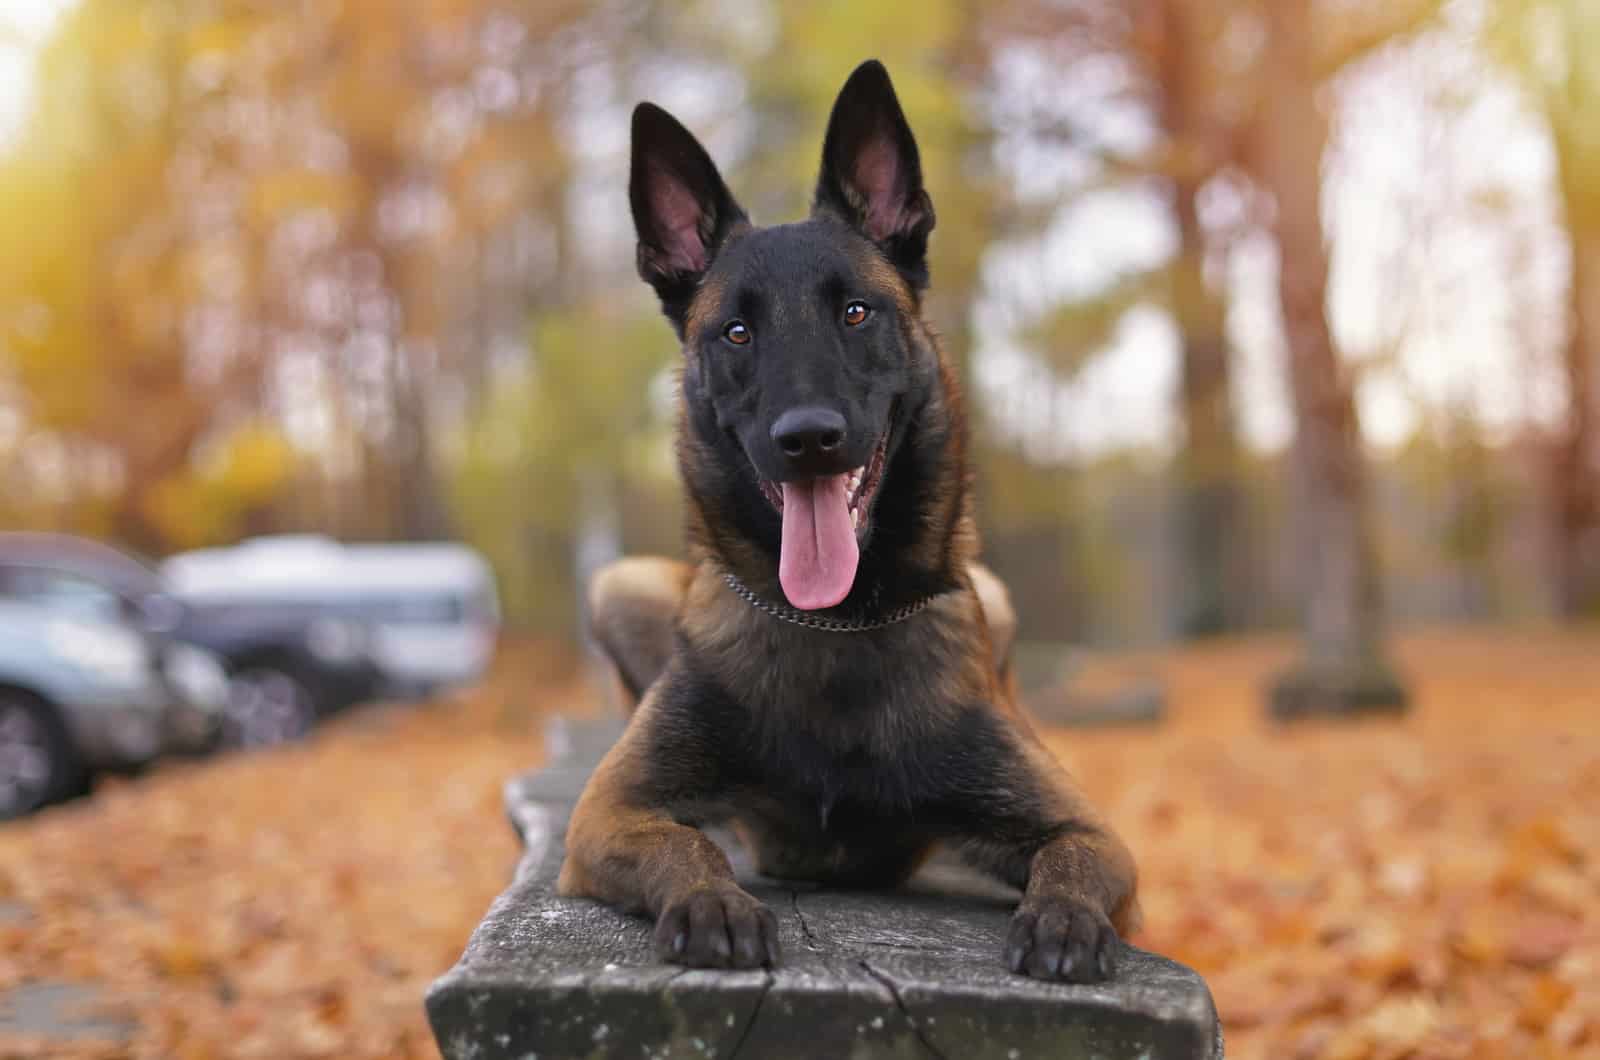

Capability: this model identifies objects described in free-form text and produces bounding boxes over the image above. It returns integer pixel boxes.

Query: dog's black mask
[629,60,939,611]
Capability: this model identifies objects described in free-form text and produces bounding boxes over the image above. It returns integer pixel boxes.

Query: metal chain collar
[719,569,941,633]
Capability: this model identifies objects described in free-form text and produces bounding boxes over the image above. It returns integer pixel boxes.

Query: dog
[558,60,1139,983]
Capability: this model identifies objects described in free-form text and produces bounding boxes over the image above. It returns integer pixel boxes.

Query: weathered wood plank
[427,718,1223,1059]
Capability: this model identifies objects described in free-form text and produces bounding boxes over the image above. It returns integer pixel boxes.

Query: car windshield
[345,594,466,624]
[0,567,127,625]
[186,592,486,626]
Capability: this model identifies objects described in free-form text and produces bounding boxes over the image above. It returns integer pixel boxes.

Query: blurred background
[1,0,1595,643]
[0,1,1596,1059]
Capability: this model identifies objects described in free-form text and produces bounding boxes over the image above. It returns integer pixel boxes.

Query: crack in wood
[789,891,822,951]
[725,970,775,1060]
[860,960,950,1060]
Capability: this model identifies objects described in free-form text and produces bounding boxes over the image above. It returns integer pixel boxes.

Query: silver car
[0,600,228,819]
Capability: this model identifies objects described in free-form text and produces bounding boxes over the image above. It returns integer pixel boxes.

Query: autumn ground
[0,629,1595,1060]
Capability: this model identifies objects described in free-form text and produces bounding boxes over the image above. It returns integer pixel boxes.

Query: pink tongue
[778,474,860,610]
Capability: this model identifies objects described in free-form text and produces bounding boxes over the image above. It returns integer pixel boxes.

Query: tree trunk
[1551,220,1600,618]
[1171,178,1243,636]
[1151,0,1245,638]
[1254,0,1406,715]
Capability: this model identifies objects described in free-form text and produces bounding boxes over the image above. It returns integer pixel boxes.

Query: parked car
[337,543,500,697]
[0,533,373,746]
[164,536,500,700]
[0,598,228,819]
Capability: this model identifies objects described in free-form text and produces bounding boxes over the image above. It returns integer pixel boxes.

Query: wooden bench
[427,718,1223,1059]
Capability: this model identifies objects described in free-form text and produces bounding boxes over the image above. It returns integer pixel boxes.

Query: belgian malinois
[559,60,1139,982]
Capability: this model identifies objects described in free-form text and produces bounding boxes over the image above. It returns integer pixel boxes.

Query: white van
[164,536,500,699]
[339,543,500,697]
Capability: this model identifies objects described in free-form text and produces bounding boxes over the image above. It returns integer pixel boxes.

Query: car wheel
[0,692,83,821]
[223,669,316,749]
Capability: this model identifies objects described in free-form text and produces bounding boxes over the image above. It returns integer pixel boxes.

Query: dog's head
[630,61,952,612]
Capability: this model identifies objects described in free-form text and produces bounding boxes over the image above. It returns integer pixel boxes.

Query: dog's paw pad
[1003,899,1118,983]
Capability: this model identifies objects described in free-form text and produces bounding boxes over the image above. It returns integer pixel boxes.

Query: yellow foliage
[249,170,362,227]
[143,425,297,550]
[183,16,258,60]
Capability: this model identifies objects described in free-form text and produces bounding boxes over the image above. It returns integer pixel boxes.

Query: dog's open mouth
[756,430,889,527]
[756,429,891,611]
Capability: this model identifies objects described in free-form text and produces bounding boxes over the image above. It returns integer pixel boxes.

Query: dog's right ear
[630,103,748,332]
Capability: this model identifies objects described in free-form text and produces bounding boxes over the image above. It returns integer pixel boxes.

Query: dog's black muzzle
[769,406,856,479]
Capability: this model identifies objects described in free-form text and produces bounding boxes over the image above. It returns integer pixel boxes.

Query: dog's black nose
[771,406,847,472]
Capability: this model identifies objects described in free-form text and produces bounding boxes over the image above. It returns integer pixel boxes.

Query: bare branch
[1316,0,1445,76]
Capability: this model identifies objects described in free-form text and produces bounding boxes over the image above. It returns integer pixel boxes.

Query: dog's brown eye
[843,300,870,326]
[723,320,750,345]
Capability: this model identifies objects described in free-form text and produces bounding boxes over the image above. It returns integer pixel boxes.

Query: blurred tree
[144,424,297,548]
[1486,0,1600,617]
[269,0,585,541]
[989,0,1439,650]
[0,0,286,550]
[1245,0,1440,714]
[0,0,599,559]
[1144,0,1247,637]
[979,0,1257,638]
[737,0,995,371]
[1435,407,1506,619]
[1,0,1582,647]
[451,303,676,629]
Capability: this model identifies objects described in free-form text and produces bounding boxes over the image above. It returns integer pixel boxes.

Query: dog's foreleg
[1002,819,1139,982]
[557,673,780,969]
[954,736,1139,983]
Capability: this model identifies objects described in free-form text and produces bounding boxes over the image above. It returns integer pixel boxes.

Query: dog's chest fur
[662,577,1012,845]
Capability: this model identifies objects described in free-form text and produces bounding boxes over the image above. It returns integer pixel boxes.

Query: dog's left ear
[813,60,936,289]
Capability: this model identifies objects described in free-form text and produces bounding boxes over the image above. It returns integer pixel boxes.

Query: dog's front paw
[1003,898,1118,983]
[654,884,781,969]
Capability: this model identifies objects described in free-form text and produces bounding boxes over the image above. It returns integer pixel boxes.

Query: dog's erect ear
[813,60,936,288]
[630,103,747,330]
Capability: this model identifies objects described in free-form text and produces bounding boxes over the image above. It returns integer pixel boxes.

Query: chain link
[719,569,940,632]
